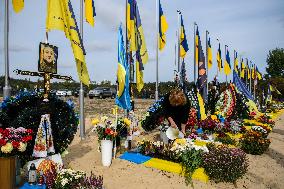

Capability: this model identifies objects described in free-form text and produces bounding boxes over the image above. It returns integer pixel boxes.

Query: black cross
[14,69,72,99]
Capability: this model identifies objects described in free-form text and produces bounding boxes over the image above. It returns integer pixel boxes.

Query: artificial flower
[18,142,27,152]
[91,118,100,126]
[1,142,13,153]
[101,116,108,123]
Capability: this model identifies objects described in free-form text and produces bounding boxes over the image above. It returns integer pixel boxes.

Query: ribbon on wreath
[32,114,55,158]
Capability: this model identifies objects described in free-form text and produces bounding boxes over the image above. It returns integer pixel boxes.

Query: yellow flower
[1,142,13,153]
[101,116,108,123]
[91,118,100,126]
[211,115,218,121]
[123,118,131,127]
[18,142,27,152]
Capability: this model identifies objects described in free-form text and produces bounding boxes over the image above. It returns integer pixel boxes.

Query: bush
[240,130,271,155]
[203,145,248,183]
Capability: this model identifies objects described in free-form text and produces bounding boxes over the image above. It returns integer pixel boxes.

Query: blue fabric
[20,183,46,189]
[115,24,131,110]
[233,70,254,100]
[119,152,151,164]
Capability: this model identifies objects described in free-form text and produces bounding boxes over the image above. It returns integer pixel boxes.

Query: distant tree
[266,48,284,78]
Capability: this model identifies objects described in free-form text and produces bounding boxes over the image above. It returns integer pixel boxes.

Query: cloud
[85,41,112,52]
[0,44,32,52]
[95,0,124,31]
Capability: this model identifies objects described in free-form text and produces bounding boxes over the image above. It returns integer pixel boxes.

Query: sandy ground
[61,98,284,189]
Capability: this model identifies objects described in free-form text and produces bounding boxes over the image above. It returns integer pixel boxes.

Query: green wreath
[0,92,78,162]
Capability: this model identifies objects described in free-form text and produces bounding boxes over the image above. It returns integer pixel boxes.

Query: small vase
[101,139,113,167]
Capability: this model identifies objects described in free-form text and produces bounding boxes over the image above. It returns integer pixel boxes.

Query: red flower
[26,129,33,134]
[0,128,3,133]
[22,135,32,142]
[12,141,20,148]
[2,129,10,137]
[0,139,7,146]
[105,128,112,135]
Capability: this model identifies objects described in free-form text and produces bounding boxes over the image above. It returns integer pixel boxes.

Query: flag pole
[216,38,219,77]
[193,22,197,84]
[245,58,247,88]
[249,61,252,94]
[79,0,85,140]
[205,30,209,102]
[253,64,256,100]
[225,45,228,86]
[155,0,159,101]
[177,11,181,74]
[3,0,11,99]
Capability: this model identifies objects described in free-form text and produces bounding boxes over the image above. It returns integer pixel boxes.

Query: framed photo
[38,42,58,74]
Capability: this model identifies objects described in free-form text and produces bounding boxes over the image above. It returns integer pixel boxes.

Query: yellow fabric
[143,158,208,183]
[195,35,199,65]
[224,60,231,76]
[247,66,251,79]
[127,3,136,52]
[143,158,182,174]
[207,46,213,69]
[197,91,206,120]
[85,0,95,27]
[136,61,144,92]
[12,0,24,13]
[234,57,239,74]
[46,0,90,86]
[252,67,255,79]
[240,61,245,78]
[194,140,208,146]
[159,14,168,50]
[192,168,209,183]
[180,26,187,58]
[117,63,126,98]
[137,26,149,65]
[216,49,222,72]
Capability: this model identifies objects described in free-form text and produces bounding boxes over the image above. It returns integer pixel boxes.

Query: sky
[0,0,284,84]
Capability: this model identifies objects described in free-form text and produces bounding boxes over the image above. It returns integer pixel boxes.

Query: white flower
[61,178,69,186]
[18,142,27,152]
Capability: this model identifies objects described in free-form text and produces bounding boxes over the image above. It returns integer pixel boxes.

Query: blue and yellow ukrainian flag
[207,38,213,69]
[12,0,24,13]
[46,0,90,86]
[246,60,250,80]
[251,63,255,80]
[256,66,262,80]
[159,0,168,51]
[180,14,189,58]
[116,25,131,110]
[127,0,148,92]
[85,0,96,27]
[240,58,245,78]
[234,51,239,75]
[217,43,222,73]
[195,26,199,65]
[224,49,231,76]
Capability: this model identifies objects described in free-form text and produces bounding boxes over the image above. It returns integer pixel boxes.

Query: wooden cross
[14,69,72,99]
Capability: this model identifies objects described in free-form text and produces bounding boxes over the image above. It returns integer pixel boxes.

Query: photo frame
[38,42,58,74]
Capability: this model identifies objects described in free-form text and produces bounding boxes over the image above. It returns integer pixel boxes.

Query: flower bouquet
[54,169,103,189]
[92,117,118,141]
[0,127,33,157]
